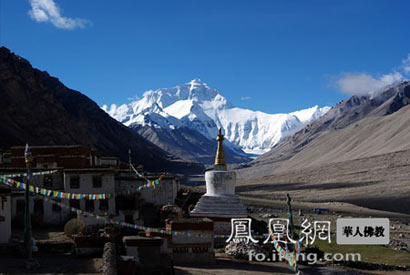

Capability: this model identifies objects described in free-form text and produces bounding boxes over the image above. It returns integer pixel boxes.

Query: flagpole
[286,193,299,274]
[128,148,132,173]
[24,144,33,261]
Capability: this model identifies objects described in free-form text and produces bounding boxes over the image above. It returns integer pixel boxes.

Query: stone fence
[102,242,117,275]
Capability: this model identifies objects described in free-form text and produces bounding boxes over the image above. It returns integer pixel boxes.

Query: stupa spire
[190,127,247,219]
[214,128,227,171]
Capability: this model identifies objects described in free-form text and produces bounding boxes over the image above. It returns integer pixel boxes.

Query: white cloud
[28,0,90,30]
[337,72,403,96]
[335,53,410,96]
[241,96,252,101]
[402,54,410,74]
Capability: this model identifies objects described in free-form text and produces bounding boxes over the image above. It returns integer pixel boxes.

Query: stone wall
[116,175,179,207]
[102,242,117,275]
[166,218,215,264]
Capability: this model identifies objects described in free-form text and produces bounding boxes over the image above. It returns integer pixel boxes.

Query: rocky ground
[174,254,410,275]
[0,252,102,274]
[183,168,410,275]
[245,203,410,254]
[5,215,409,275]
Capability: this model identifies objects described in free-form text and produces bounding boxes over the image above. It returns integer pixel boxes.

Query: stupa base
[190,194,248,218]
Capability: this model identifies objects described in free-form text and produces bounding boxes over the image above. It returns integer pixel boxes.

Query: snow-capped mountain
[102,79,330,156]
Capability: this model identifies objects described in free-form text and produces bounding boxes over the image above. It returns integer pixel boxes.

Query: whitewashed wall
[64,171,116,225]
[10,171,70,225]
[116,176,179,207]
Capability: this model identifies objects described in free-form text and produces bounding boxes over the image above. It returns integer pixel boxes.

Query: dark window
[85,200,94,212]
[70,176,80,189]
[92,175,102,188]
[43,175,53,188]
[34,199,44,214]
[52,199,61,212]
[125,215,134,224]
[99,199,109,211]
[16,200,25,214]
[69,199,80,209]
[117,197,135,210]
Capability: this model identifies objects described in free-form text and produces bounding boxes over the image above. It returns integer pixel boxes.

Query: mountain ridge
[0,46,203,174]
[237,80,410,177]
[103,79,330,162]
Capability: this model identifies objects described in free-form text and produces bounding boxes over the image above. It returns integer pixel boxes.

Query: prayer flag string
[1,169,58,178]
[0,176,161,200]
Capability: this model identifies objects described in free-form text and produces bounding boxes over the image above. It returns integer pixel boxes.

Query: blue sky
[1,0,410,113]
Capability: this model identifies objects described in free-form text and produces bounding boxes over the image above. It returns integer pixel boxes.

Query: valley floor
[235,149,410,215]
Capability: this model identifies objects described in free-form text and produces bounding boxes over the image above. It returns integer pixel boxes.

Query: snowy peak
[290,105,331,123]
[103,79,330,155]
[140,79,231,110]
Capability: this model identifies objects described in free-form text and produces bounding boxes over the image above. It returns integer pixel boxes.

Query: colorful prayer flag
[24,144,33,163]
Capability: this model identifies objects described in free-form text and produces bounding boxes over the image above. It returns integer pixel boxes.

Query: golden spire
[214,128,227,171]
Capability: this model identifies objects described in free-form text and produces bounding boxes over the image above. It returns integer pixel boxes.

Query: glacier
[102,79,330,155]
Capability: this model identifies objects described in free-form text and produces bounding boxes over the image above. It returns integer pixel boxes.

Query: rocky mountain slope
[134,125,250,164]
[241,81,410,175]
[235,81,410,214]
[103,79,329,164]
[0,47,202,173]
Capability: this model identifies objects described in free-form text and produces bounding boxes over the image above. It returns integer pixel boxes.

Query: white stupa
[190,128,248,218]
